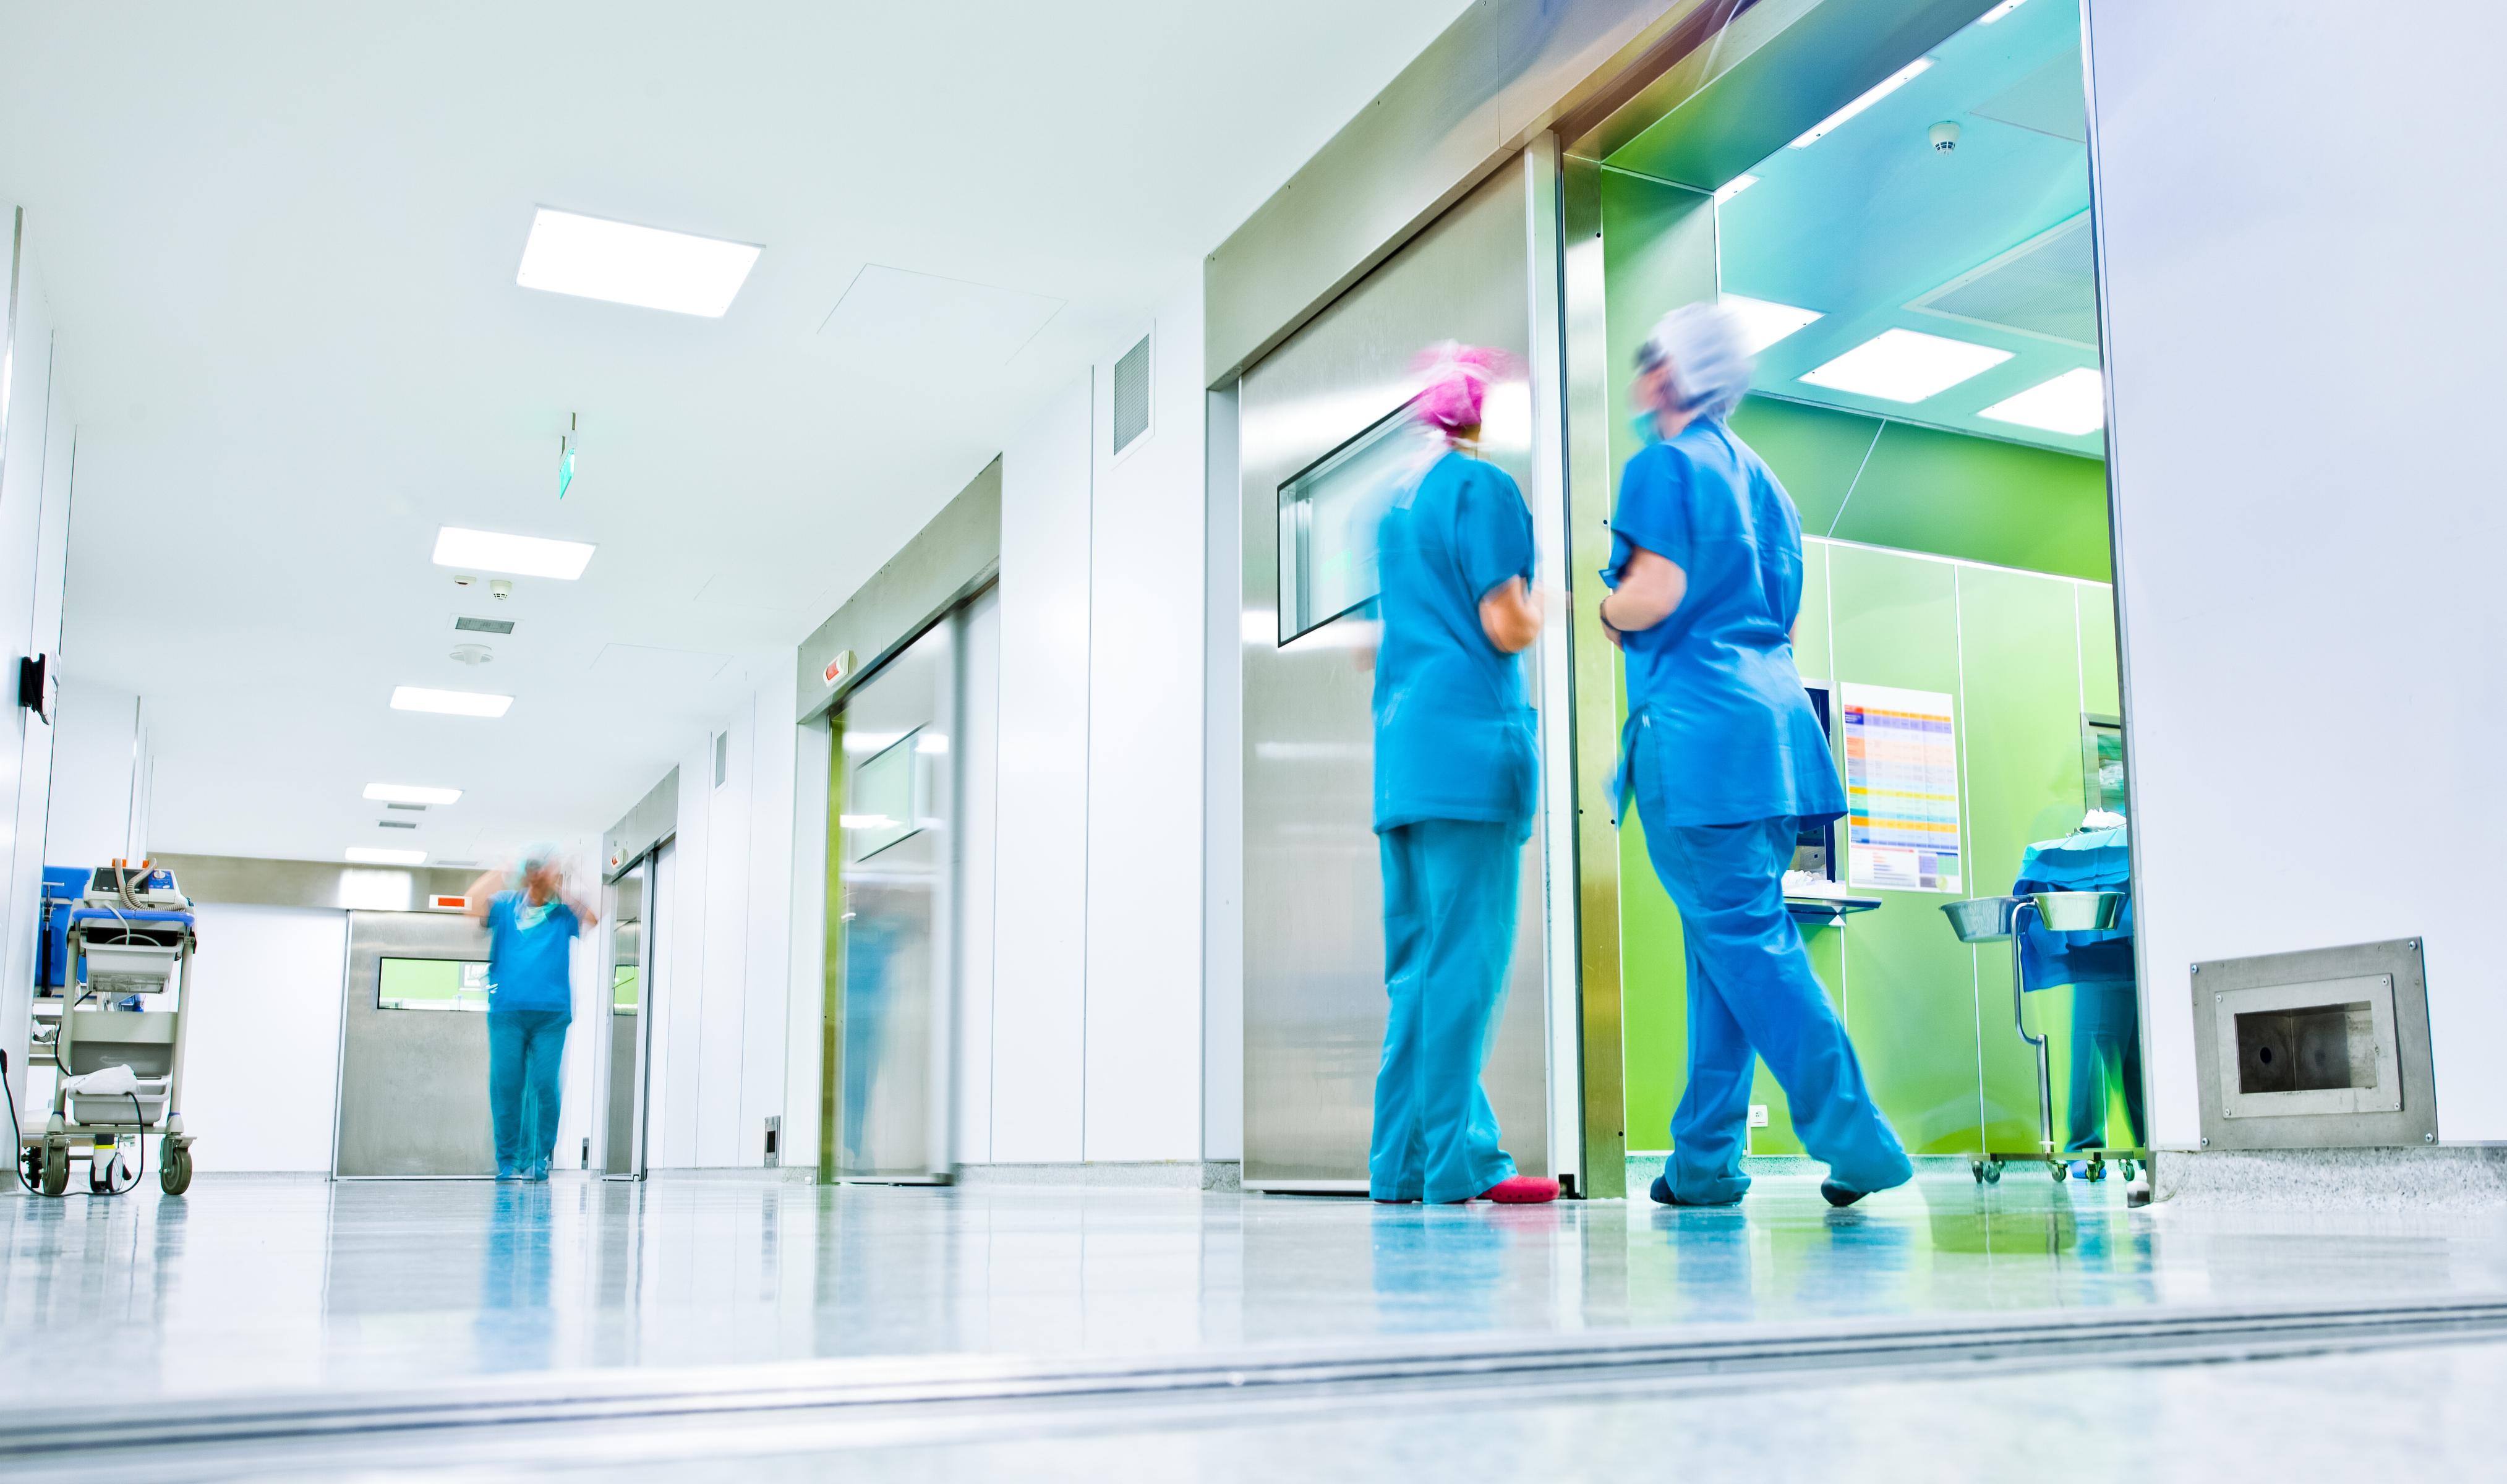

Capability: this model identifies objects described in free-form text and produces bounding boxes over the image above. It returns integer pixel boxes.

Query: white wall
[2085,0,2507,1143]
[991,377,1095,1161]
[1080,288,1207,1161]
[953,586,1002,1165]
[47,679,148,867]
[181,905,347,1171]
[1202,387,1243,1162]
[0,215,79,1114]
[640,654,801,1169]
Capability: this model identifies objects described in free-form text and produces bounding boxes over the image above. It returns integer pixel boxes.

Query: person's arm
[1598,544,1687,634]
[464,871,503,924]
[558,865,600,929]
[1479,577,1542,654]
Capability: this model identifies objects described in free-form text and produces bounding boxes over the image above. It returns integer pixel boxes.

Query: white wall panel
[46,680,144,868]
[991,380,1093,1161]
[1202,385,1244,1162]
[696,701,753,1165]
[654,735,708,1167]
[1082,286,1207,1161]
[181,904,346,1171]
[742,662,798,1166]
[785,718,831,1174]
[2085,0,2507,1141]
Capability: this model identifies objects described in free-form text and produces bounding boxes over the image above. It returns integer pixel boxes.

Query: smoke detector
[451,643,495,666]
[1928,120,1961,153]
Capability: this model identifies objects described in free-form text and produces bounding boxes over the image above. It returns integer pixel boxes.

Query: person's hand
[1600,615,1625,650]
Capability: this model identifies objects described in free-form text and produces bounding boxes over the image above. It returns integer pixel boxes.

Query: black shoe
[1651,1175,1741,1208]
[1819,1180,1866,1208]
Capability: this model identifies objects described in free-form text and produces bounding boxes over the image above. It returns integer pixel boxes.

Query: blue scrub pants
[487,1010,569,1177]
[1371,819,1522,1204]
[1638,814,1911,1204]
[2063,983,2145,1152]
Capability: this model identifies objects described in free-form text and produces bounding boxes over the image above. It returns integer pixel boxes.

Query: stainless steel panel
[600,865,646,1175]
[833,618,956,1182]
[797,458,1000,722]
[156,853,480,912]
[1204,0,1730,384]
[1240,163,1551,1190]
[2192,939,2436,1150]
[333,910,501,1177]
[602,773,677,881]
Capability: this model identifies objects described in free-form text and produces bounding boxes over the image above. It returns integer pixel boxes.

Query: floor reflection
[1,1172,2500,1408]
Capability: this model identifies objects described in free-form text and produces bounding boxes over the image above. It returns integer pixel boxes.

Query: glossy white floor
[4,1172,2505,1477]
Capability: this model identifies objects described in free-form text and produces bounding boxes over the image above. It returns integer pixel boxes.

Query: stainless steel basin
[2032,890,2125,931]
[1941,895,2020,944]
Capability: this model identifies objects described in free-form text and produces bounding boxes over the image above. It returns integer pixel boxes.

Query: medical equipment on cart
[1942,888,2131,1186]
[14,863,200,1196]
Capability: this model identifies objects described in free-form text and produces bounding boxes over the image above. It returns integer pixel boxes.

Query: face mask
[1630,412,1664,448]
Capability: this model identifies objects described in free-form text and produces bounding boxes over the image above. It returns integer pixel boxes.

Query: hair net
[516,843,559,880]
[1410,341,1512,432]
[1638,302,1754,422]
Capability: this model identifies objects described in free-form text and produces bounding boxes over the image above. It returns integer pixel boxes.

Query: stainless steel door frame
[622,843,670,1179]
[1237,154,1563,1193]
[331,908,501,1179]
[595,853,660,1179]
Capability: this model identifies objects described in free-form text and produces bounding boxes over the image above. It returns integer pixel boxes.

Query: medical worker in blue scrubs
[466,846,598,1182]
[1367,343,1558,1206]
[1600,304,1912,1210]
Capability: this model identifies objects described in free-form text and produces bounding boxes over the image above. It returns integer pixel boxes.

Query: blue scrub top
[1605,419,1845,829]
[485,892,579,1017]
[1372,448,1539,835]
[2014,825,2135,992]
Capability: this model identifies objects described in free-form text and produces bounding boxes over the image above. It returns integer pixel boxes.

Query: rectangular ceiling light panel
[433,527,595,580]
[1978,0,2033,21]
[1789,59,1931,148]
[1720,294,1824,355]
[1800,328,2012,403]
[365,783,463,805]
[516,208,760,317]
[346,846,428,866]
[1712,173,1759,205]
[1978,366,2106,435]
[391,686,513,718]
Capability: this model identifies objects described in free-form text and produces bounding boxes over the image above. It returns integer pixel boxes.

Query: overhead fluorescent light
[515,207,761,317]
[1720,294,1824,354]
[432,527,596,581]
[365,783,463,806]
[391,686,513,719]
[1978,367,2106,435]
[1790,59,1933,148]
[346,846,427,866]
[1799,328,2012,402]
[1712,173,1759,205]
[838,814,897,830]
[1977,0,2033,22]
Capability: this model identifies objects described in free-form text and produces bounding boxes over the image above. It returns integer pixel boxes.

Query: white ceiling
[0,0,1471,869]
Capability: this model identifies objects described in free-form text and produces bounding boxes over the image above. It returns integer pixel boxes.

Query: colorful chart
[1840,682,1962,893]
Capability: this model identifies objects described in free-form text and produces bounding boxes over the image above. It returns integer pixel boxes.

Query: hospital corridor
[4,2,2506,1479]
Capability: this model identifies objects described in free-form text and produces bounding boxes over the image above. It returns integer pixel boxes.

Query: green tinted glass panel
[378,957,489,1013]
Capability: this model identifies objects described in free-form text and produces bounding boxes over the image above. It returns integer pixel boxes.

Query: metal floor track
[11,1297,2507,1479]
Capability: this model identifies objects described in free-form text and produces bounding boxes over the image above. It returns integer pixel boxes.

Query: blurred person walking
[1367,343,1557,1206]
[1601,304,1911,1210]
[466,846,597,1182]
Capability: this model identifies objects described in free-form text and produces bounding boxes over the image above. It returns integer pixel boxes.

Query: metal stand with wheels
[1944,891,2129,1187]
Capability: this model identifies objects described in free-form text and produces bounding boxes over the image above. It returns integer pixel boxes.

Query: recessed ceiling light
[1977,0,2033,22]
[432,527,596,581]
[1712,174,1759,204]
[346,846,427,866]
[1978,367,2105,436]
[1789,58,1933,148]
[365,783,463,805]
[391,686,513,719]
[1800,328,2012,403]
[516,207,761,317]
[1720,294,1824,354]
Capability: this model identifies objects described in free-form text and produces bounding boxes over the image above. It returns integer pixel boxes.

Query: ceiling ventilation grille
[1111,334,1151,455]
[377,820,419,830]
[1907,213,2097,348]
[455,616,515,635]
[713,731,728,789]
[386,803,427,812]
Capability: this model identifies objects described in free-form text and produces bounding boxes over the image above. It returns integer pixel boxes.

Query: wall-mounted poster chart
[1840,683,1962,893]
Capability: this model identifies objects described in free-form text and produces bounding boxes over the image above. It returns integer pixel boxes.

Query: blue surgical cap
[1638,302,1754,422]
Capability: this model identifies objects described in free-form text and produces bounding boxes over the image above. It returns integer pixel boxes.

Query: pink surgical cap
[1411,342,1511,431]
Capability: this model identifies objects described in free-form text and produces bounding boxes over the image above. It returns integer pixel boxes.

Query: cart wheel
[88,1153,114,1194]
[2049,1159,2067,1182]
[2118,1158,2138,1182]
[1983,1161,2002,1185]
[40,1142,68,1196]
[2088,1156,2108,1183]
[1970,1159,1986,1183]
[161,1143,192,1197]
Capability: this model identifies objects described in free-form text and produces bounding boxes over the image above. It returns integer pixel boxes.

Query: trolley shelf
[1785,895,1882,929]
